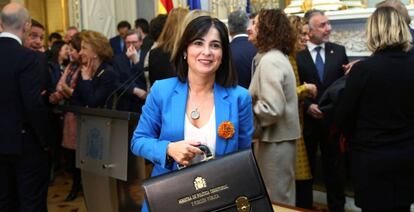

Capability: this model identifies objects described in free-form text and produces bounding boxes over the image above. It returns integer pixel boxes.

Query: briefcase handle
[198,144,213,159]
[177,144,214,170]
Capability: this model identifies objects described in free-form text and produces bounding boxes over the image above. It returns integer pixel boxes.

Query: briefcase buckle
[236,196,250,212]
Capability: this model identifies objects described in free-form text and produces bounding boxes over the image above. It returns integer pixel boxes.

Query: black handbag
[142,146,273,212]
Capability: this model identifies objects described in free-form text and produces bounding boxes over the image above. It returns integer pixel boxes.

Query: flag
[158,0,174,14]
[187,0,201,10]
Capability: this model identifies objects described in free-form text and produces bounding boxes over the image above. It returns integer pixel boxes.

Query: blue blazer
[131,77,253,177]
[230,36,257,89]
[109,35,124,56]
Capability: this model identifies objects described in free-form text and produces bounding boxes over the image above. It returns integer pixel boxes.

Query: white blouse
[184,107,216,164]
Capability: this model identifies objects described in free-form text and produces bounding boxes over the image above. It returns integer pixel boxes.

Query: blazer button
[21,129,26,134]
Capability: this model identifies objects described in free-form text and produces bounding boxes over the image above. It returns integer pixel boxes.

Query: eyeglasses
[125,41,139,45]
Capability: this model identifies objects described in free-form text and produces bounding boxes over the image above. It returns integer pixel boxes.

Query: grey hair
[303,9,325,29]
[125,29,143,41]
[0,6,29,31]
[227,10,249,35]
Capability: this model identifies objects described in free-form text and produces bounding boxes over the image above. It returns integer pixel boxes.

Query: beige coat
[249,49,300,142]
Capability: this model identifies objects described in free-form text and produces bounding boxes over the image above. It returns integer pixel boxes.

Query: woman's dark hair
[149,14,167,41]
[48,32,62,42]
[172,16,237,87]
[255,9,295,54]
[49,40,68,65]
[134,18,150,34]
[68,32,82,52]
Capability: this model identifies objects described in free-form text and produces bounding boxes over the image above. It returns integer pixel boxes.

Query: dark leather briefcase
[142,147,273,212]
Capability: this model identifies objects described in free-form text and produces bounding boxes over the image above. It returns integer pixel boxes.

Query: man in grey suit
[296,9,349,212]
[0,3,51,211]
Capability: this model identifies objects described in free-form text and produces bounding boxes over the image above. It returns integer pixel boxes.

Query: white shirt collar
[307,41,325,52]
[232,34,248,39]
[0,32,22,45]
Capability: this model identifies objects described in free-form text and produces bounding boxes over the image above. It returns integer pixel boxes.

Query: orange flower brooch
[217,121,235,139]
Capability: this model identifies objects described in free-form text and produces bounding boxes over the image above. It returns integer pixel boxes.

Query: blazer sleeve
[237,90,254,149]
[335,62,368,136]
[252,55,287,127]
[297,84,309,100]
[73,67,118,107]
[131,81,172,169]
[112,57,136,98]
[20,51,52,148]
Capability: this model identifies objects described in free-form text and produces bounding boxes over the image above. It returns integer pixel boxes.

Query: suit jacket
[249,49,300,142]
[230,35,257,89]
[109,35,124,56]
[148,47,175,86]
[296,42,348,135]
[409,27,414,55]
[335,48,414,209]
[0,37,52,154]
[131,77,253,178]
[112,51,146,112]
[71,63,119,108]
[140,35,154,58]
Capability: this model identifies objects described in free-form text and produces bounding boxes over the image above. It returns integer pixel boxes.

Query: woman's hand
[304,82,317,99]
[167,140,203,166]
[81,59,93,80]
[133,87,147,99]
[49,92,62,104]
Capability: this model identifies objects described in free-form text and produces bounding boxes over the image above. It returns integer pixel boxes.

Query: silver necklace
[188,86,212,120]
[190,106,200,120]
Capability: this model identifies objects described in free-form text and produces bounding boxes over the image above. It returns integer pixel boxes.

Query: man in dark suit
[0,3,52,211]
[228,10,257,89]
[296,9,349,212]
[110,20,131,56]
[135,18,153,58]
[112,30,147,113]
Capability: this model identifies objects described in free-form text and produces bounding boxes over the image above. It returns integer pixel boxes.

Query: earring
[183,55,187,60]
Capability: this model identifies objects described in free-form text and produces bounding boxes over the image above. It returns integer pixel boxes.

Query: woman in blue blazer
[131,16,254,212]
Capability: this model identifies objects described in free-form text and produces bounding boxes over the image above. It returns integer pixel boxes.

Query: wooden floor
[48,171,87,212]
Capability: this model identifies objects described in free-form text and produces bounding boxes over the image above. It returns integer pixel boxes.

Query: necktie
[315,46,324,82]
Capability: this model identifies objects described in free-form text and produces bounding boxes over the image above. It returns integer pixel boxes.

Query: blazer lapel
[323,42,333,83]
[302,48,322,84]
[171,81,188,141]
[214,83,230,156]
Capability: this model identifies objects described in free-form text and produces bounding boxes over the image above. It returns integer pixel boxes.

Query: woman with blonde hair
[288,15,318,208]
[336,7,414,211]
[148,7,188,86]
[71,30,118,108]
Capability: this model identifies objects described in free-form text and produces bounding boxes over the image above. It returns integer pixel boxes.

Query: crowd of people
[1,0,414,211]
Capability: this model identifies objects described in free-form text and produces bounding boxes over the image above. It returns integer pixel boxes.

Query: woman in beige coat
[249,9,300,205]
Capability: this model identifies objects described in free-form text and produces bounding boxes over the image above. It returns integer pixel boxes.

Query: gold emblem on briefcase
[236,196,251,212]
[194,177,206,190]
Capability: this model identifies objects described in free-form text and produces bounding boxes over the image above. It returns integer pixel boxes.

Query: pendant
[190,108,200,120]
